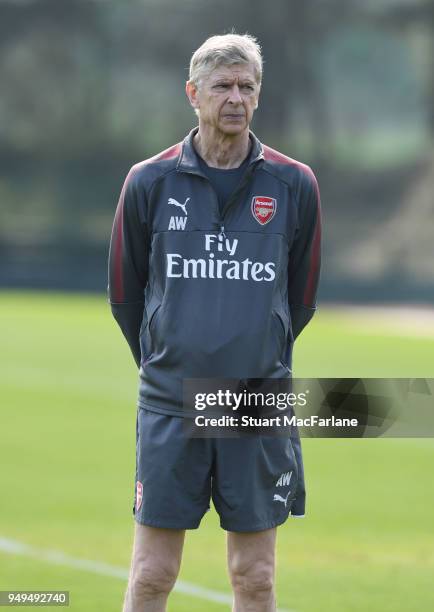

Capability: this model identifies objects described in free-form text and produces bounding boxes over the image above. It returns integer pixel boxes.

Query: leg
[123,522,185,612]
[227,528,276,612]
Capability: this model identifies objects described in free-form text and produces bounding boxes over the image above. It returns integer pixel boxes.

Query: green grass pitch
[1,291,433,611]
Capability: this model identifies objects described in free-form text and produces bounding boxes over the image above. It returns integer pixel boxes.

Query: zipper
[205,181,227,240]
[207,186,224,239]
[180,159,260,239]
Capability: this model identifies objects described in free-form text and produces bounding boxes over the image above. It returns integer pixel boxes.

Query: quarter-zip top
[108,127,321,417]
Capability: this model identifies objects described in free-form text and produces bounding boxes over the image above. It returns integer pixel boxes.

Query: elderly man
[109,33,321,612]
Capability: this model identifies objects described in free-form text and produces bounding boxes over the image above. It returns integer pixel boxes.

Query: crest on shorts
[136,481,143,512]
[251,196,277,225]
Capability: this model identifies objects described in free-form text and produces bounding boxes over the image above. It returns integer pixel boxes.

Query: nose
[228,84,242,104]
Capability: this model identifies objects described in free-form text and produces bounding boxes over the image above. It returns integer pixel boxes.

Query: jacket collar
[177,126,264,175]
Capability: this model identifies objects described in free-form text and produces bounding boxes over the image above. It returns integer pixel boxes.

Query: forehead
[206,63,257,83]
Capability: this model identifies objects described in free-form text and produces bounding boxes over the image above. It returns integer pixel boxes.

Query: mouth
[222,114,245,119]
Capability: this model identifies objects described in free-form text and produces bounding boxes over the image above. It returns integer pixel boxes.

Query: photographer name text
[194,415,359,428]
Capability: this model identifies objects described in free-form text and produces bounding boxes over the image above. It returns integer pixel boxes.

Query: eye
[213,83,229,90]
[241,84,254,92]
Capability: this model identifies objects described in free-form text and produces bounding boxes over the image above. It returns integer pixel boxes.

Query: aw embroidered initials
[168,196,189,230]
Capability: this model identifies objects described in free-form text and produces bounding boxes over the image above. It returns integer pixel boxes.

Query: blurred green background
[1,1,434,611]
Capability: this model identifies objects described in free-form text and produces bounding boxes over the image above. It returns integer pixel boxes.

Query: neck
[193,124,251,169]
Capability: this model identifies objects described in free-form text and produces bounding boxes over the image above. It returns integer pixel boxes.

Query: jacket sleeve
[287,167,322,340]
[108,166,149,367]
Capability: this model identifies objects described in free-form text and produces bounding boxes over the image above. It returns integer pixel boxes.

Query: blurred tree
[0,0,109,157]
[367,0,434,139]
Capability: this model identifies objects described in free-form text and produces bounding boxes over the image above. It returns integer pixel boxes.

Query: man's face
[187,63,260,135]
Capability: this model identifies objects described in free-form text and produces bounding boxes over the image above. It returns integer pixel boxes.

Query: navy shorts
[133,407,305,532]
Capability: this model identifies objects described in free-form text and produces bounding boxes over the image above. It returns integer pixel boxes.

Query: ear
[186,80,200,110]
[254,87,260,110]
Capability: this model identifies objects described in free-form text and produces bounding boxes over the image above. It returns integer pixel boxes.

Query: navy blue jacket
[108,127,321,417]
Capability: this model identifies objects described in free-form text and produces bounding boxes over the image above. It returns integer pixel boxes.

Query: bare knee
[229,558,274,601]
[130,559,178,600]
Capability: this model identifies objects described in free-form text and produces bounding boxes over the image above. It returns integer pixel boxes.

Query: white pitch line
[0,537,295,612]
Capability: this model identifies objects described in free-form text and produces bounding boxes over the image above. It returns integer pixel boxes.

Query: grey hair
[189,33,263,88]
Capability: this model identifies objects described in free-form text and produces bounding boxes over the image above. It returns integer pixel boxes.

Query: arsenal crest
[136,481,143,511]
[251,196,277,225]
